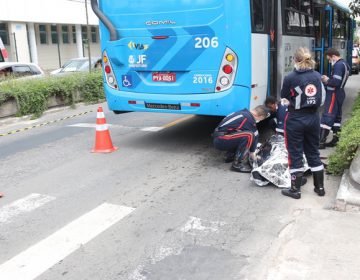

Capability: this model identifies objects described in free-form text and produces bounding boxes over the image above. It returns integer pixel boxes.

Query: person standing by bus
[281,47,326,199]
[319,48,350,149]
[213,106,268,173]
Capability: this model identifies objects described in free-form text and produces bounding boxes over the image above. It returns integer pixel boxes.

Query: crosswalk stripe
[0,203,135,280]
[0,193,55,224]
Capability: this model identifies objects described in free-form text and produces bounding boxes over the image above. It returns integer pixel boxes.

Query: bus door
[314,5,333,76]
[268,0,277,97]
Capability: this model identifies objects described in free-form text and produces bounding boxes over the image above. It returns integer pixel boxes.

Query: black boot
[319,128,330,150]
[313,170,325,196]
[301,177,307,186]
[231,148,252,173]
[282,172,303,199]
[224,151,235,163]
[326,129,340,147]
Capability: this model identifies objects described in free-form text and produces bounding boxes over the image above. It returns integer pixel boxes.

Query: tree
[350,0,360,16]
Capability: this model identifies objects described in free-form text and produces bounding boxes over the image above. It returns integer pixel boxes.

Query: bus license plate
[145,103,181,110]
[152,72,176,82]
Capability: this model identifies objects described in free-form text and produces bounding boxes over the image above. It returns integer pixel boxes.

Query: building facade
[0,0,101,70]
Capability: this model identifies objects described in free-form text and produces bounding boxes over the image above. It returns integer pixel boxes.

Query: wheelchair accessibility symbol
[122,75,133,88]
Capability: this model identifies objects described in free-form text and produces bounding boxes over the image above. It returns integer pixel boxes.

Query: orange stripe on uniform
[328,92,336,114]
[219,132,253,148]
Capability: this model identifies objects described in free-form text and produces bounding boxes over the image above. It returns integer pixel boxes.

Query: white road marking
[141,127,164,132]
[181,216,226,235]
[0,203,135,280]
[0,193,55,224]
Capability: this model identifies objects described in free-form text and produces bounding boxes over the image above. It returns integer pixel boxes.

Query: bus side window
[283,0,314,36]
[251,0,267,33]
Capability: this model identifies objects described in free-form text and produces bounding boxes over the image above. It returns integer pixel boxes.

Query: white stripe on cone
[97,112,105,119]
[96,124,109,131]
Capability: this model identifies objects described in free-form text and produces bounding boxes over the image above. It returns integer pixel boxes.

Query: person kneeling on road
[281,47,326,199]
[213,106,268,173]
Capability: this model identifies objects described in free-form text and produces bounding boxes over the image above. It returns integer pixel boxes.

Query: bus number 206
[194,37,219,49]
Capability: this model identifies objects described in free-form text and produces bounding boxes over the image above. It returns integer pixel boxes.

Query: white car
[50,57,102,75]
[0,62,45,81]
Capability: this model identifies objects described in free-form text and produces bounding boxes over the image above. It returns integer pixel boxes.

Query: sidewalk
[256,73,360,279]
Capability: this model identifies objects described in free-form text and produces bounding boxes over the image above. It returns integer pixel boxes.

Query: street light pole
[85,0,92,72]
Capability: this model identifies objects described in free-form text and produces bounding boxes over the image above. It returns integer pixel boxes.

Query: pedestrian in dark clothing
[265,96,288,135]
[320,48,350,149]
[213,106,268,173]
[281,47,326,199]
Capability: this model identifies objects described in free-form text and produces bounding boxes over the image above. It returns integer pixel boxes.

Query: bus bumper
[104,85,251,116]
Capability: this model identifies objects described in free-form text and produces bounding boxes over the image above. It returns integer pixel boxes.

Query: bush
[327,93,360,175]
[0,71,104,118]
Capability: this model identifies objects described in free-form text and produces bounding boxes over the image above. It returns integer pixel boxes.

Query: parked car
[0,62,44,82]
[50,57,102,75]
[352,48,360,75]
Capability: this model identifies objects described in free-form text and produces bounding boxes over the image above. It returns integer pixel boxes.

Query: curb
[349,149,360,190]
[335,149,360,212]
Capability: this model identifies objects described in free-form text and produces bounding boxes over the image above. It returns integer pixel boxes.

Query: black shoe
[281,188,301,199]
[325,134,339,148]
[282,172,303,199]
[231,162,252,173]
[319,128,330,150]
[224,152,235,163]
[231,148,252,173]
[313,170,325,196]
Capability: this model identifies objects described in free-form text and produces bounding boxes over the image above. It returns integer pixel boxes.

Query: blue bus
[91,0,354,116]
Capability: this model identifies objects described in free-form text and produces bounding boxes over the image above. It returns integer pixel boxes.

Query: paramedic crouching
[281,47,326,199]
[213,106,268,173]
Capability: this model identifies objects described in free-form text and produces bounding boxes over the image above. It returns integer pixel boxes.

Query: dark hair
[265,96,277,106]
[326,48,340,57]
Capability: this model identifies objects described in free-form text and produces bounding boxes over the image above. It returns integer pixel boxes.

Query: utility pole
[12,33,18,62]
[85,0,92,72]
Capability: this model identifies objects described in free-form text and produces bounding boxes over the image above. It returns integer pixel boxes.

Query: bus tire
[113,110,131,114]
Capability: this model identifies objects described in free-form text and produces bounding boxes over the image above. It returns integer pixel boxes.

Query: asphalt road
[0,72,358,280]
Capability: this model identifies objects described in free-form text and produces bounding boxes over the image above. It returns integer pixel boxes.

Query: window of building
[91,26,97,43]
[39,24,48,44]
[62,25,69,44]
[81,26,88,44]
[72,26,76,43]
[0,23,10,45]
[51,25,58,44]
[251,0,267,33]
[283,0,314,36]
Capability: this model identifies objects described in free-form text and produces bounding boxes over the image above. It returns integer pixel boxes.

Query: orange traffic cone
[92,106,118,153]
